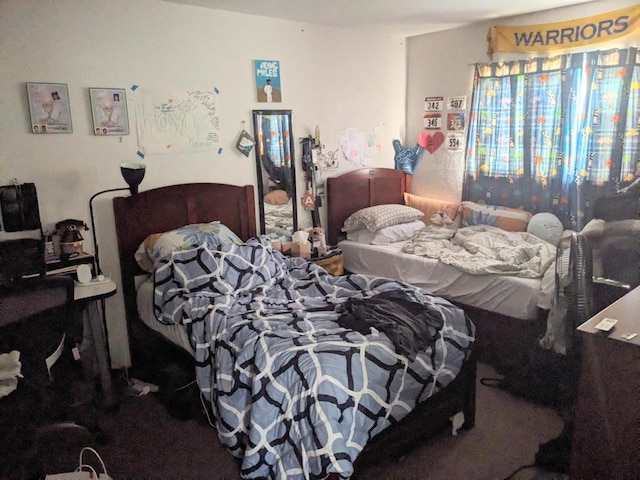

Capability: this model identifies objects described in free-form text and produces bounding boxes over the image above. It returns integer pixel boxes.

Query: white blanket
[403,222,556,278]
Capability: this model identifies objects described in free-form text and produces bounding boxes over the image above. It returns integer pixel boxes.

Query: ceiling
[163,0,598,36]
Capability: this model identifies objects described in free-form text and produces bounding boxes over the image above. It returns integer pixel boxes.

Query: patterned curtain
[464,48,639,230]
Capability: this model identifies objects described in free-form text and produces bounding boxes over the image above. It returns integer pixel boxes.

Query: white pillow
[342,204,424,233]
[347,220,425,245]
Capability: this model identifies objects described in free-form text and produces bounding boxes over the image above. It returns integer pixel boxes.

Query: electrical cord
[503,463,537,480]
[199,391,216,429]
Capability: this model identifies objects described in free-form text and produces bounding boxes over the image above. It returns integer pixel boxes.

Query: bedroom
[1,0,638,478]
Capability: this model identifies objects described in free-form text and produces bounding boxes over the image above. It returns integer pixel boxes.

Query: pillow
[135,221,243,272]
[404,192,461,224]
[342,204,424,233]
[346,220,425,245]
[264,189,289,206]
[461,201,532,232]
[527,212,564,246]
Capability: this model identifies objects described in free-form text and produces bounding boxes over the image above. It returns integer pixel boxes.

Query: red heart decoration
[417,131,429,149]
[424,132,444,154]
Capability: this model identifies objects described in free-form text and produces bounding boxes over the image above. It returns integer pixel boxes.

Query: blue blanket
[154,236,474,479]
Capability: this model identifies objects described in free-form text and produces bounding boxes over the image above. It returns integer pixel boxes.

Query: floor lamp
[89,162,146,276]
[88,162,145,378]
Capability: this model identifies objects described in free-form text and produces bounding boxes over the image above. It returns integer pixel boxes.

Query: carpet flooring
[41,362,569,480]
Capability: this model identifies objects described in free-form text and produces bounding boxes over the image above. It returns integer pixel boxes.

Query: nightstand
[46,253,95,278]
[312,249,344,276]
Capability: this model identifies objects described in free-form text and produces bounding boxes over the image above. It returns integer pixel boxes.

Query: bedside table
[311,249,344,276]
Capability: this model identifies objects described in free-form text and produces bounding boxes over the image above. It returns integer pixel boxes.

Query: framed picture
[89,87,130,136]
[26,82,73,134]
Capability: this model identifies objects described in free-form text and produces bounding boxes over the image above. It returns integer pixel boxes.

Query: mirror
[253,109,298,241]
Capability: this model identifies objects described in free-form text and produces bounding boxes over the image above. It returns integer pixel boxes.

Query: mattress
[136,278,194,354]
[338,239,556,320]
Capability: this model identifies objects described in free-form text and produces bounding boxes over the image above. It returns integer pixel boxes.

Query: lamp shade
[120,162,146,195]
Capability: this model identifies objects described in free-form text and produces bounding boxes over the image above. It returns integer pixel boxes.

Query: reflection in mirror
[253,110,298,243]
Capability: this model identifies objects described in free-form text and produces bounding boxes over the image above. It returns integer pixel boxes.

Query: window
[465,48,639,229]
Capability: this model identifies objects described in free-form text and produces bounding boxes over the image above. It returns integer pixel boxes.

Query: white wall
[406,0,638,202]
[0,0,407,367]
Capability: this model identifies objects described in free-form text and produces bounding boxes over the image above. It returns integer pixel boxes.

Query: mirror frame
[252,109,298,238]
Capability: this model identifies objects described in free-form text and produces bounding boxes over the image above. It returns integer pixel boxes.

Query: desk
[74,279,117,409]
[570,285,640,480]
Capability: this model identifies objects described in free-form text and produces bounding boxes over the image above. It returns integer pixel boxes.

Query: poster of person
[26,82,73,133]
[254,59,282,103]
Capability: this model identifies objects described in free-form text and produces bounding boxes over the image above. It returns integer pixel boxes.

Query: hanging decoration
[393,131,430,175]
[488,4,640,56]
[301,132,321,227]
[235,121,255,157]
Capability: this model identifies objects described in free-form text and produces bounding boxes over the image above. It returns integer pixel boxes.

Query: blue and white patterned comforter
[154,236,475,479]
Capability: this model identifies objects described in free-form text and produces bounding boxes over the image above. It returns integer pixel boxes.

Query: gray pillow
[342,204,424,233]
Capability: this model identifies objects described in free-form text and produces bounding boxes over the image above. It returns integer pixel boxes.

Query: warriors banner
[488,5,640,55]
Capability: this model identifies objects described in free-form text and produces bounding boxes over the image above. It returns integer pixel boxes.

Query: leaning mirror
[253,109,297,242]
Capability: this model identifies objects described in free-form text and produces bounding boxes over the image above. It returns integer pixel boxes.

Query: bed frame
[112,181,476,473]
[327,168,547,373]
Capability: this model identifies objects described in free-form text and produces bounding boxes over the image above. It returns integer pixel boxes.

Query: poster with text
[254,60,282,103]
[135,88,220,154]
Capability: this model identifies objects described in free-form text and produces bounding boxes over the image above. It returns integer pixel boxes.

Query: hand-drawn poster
[135,88,220,154]
[254,60,282,103]
[336,127,382,167]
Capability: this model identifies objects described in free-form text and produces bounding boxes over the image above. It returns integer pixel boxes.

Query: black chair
[0,276,97,477]
[590,186,639,312]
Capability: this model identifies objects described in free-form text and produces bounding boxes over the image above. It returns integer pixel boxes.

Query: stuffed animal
[393,132,429,175]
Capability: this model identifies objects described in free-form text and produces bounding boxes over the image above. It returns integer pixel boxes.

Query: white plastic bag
[0,350,22,399]
[45,447,111,480]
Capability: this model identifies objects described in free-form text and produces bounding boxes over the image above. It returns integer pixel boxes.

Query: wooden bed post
[404,173,412,193]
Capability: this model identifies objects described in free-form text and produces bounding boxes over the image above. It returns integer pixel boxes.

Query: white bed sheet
[136,278,194,354]
[338,239,555,320]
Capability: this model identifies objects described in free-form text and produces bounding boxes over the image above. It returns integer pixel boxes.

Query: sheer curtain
[464,48,639,230]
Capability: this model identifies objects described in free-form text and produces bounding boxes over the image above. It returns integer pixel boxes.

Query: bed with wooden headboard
[327,168,550,372]
[112,181,477,478]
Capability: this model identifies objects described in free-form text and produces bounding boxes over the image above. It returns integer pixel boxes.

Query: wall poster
[135,87,220,154]
[254,60,282,103]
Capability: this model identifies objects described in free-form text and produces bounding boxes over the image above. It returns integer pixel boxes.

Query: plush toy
[393,132,429,175]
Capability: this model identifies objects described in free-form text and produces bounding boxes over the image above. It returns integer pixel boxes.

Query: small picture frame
[26,82,73,134]
[89,87,130,136]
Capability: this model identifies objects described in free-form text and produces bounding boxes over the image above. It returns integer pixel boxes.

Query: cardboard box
[291,242,311,259]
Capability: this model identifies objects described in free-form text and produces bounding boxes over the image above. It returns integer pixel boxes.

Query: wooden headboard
[326,168,408,246]
[113,183,256,324]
